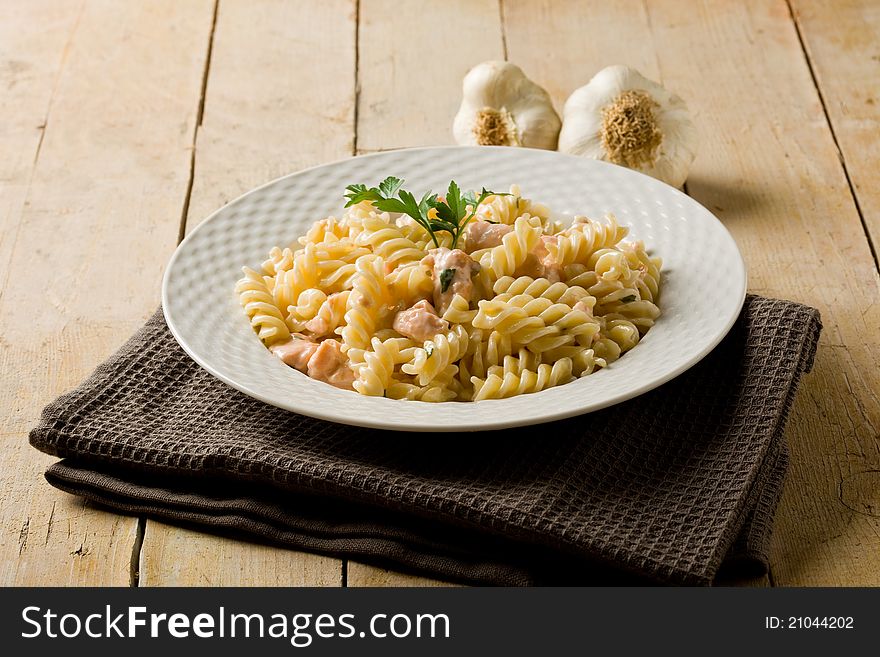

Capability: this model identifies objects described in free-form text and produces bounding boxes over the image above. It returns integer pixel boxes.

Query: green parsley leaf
[621,295,637,303]
[429,219,459,234]
[446,181,465,221]
[432,202,458,226]
[373,197,408,215]
[397,190,422,218]
[461,190,478,207]
[343,183,377,207]
[439,268,456,293]
[378,176,403,198]
[419,191,438,217]
[462,187,498,209]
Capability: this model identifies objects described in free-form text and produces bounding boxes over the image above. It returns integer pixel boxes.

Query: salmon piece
[421,247,481,315]
[465,220,513,251]
[393,300,449,342]
[306,339,355,390]
[270,335,319,372]
[517,235,562,282]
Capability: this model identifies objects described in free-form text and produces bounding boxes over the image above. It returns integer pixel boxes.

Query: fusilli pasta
[236,182,662,401]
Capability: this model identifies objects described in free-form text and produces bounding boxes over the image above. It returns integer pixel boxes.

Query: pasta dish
[235,178,661,401]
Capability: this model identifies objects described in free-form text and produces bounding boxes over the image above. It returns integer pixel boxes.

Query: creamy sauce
[421,247,480,315]
[465,220,513,251]
[393,300,448,342]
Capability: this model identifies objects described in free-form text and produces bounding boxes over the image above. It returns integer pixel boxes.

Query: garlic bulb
[453,61,561,150]
[558,65,697,188]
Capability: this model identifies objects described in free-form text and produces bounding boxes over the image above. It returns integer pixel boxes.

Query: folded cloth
[30,295,821,585]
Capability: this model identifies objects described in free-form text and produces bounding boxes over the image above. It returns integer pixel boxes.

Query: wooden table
[2,0,878,587]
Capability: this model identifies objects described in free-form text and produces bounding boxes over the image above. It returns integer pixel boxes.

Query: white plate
[163,146,746,432]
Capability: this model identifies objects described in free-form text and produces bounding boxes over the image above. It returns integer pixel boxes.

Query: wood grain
[0,0,214,584]
[503,0,661,110]
[140,522,340,587]
[183,0,357,230]
[507,0,880,586]
[137,0,356,586]
[356,0,504,152]
[346,563,460,587]
[790,0,880,259]
[345,0,503,587]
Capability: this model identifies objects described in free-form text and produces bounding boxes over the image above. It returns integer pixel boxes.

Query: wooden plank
[139,522,340,587]
[0,0,80,280]
[790,0,880,259]
[356,0,504,152]
[138,0,356,586]
[506,0,880,586]
[346,563,460,587]
[502,0,661,110]
[0,0,215,584]
[345,0,503,588]
[183,0,358,228]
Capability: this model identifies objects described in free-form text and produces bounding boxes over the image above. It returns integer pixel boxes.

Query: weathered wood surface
[3,0,877,587]
[346,563,460,588]
[0,0,214,586]
[356,0,503,152]
[140,522,341,587]
[790,0,880,264]
[138,0,354,586]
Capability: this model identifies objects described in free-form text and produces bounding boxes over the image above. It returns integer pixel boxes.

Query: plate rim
[162,145,747,432]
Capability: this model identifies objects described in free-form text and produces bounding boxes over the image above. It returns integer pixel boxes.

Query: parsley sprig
[344,176,505,249]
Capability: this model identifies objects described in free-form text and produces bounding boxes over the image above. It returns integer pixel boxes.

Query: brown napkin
[30,295,821,585]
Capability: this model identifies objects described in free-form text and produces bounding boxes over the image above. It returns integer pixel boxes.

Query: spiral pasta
[288,288,328,330]
[475,184,550,225]
[298,216,348,245]
[356,213,426,269]
[547,214,628,267]
[493,276,591,307]
[235,267,291,342]
[441,293,477,325]
[236,182,662,401]
[472,358,575,400]
[476,215,543,290]
[353,336,415,396]
[304,290,350,336]
[401,325,470,386]
[340,254,390,361]
[386,381,459,402]
[386,262,433,306]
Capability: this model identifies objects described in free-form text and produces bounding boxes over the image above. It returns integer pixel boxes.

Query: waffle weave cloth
[30,295,821,585]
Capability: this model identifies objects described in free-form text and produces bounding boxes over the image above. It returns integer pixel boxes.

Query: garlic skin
[453,61,561,150]
[558,65,697,188]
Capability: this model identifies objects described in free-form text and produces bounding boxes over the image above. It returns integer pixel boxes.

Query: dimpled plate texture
[162,146,746,432]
